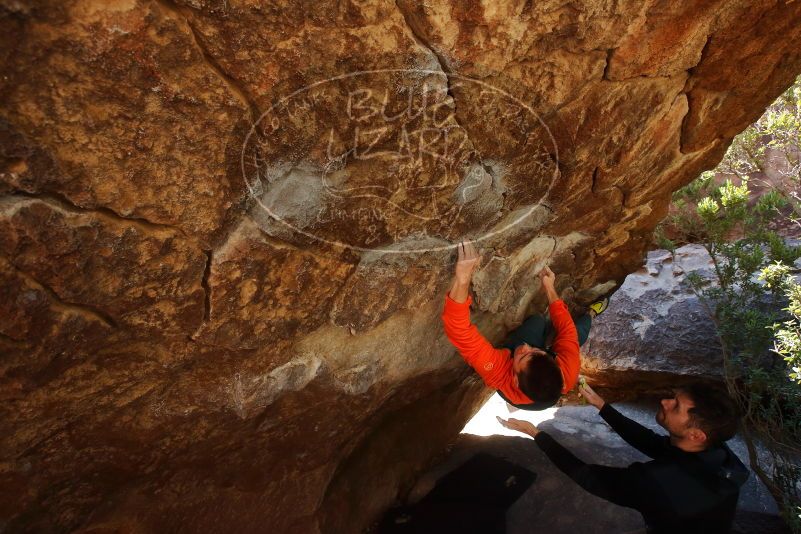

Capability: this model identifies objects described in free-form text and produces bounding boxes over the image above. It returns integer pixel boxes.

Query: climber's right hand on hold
[538,265,560,303]
[454,239,481,285]
[448,239,481,303]
[538,265,556,289]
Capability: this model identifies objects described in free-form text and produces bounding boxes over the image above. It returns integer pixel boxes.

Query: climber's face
[512,343,547,374]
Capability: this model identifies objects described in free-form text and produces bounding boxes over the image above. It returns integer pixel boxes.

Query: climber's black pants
[503,313,592,353]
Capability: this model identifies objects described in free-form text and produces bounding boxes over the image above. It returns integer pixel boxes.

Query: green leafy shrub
[659,75,801,530]
[684,179,801,530]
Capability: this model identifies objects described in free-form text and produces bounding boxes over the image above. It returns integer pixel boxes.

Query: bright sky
[460,393,558,437]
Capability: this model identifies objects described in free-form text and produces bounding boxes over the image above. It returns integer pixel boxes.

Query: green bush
[660,75,801,530]
[682,179,801,530]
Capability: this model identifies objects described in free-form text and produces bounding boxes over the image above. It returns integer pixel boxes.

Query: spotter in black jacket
[534,404,749,533]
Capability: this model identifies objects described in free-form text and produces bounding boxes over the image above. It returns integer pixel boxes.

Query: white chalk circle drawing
[241,69,558,253]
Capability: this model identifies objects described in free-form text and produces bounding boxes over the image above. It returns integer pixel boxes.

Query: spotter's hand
[579,379,605,410]
[497,416,540,437]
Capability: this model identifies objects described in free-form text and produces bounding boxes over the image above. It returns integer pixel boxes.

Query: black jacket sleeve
[534,431,648,510]
[599,404,669,459]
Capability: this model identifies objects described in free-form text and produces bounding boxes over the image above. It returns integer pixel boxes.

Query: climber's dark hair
[518,354,563,407]
[681,383,741,446]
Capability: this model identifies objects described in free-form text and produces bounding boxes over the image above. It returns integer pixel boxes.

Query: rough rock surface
[582,244,724,392]
[2,1,801,532]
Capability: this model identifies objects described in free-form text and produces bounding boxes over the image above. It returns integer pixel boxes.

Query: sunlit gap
[460,393,558,437]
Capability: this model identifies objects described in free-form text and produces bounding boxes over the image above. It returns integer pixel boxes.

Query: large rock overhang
[1,1,801,532]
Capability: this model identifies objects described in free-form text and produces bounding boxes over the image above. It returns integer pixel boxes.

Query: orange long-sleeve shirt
[441,293,580,404]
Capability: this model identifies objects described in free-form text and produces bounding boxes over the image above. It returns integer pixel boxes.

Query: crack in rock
[4,190,189,238]
[200,249,212,322]
[603,48,615,80]
[395,0,499,183]
[1,256,118,329]
[154,0,262,125]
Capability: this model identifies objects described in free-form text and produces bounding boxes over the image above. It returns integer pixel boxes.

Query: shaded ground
[375,453,536,533]
[382,396,786,534]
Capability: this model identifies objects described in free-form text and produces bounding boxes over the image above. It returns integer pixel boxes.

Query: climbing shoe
[588,297,609,317]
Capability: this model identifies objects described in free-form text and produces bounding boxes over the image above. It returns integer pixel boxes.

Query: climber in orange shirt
[441,240,607,410]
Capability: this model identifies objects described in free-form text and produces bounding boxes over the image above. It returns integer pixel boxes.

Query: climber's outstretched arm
[448,240,479,303]
[441,240,511,390]
[539,266,580,393]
